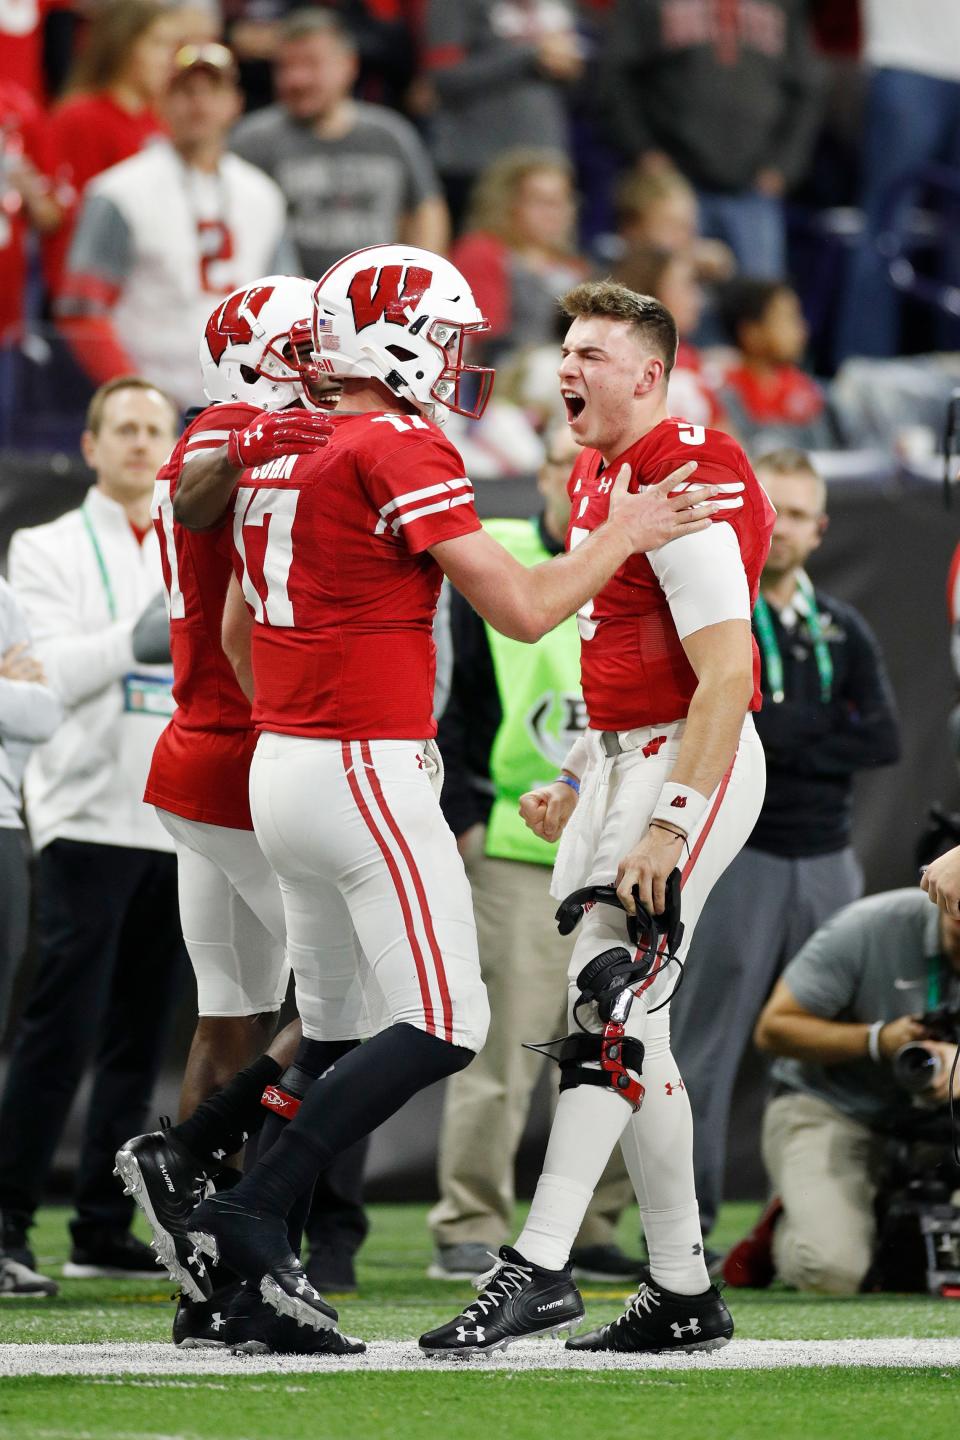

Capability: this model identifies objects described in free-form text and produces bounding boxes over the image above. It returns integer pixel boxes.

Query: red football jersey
[231,410,481,739]
[144,401,260,830]
[568,416,775,732]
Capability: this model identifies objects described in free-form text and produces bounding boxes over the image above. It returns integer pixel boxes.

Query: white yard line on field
[1,1338,959,1375]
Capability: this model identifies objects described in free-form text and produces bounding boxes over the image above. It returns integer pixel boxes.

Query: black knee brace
[526,946,651,1111]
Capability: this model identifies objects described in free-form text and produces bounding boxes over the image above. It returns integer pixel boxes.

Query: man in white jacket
[0,376,188,1282]
[0,580,62,1297]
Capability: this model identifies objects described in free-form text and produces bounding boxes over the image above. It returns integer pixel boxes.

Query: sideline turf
[1,1204,959,1440]
[3,1202,960,1345]
[1,1371,959,1440]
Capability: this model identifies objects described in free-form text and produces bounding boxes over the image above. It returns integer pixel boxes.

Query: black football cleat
[189,1193,339,1333]
[172,1277,242,1349]
[224,1283,365,1356]
[566,1268,733,1354]
[115,1131,211,1301]
[419,1245,584,1357]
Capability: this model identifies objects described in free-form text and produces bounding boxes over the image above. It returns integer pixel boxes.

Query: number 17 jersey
[232,410,481,739]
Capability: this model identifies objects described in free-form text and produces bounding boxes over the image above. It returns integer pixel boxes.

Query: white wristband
[650,782,708,836]
[867,1020,885,1064]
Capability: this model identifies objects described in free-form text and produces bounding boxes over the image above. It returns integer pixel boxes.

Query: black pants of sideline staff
[0,838,186,1247]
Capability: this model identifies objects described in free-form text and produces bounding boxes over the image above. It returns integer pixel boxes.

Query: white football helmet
[308,244,494,424]
[199,276,317,409]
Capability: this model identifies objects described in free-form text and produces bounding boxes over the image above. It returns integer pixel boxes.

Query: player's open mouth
[562,390,585,421]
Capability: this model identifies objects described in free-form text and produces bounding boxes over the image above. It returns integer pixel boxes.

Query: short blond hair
[85,376,178,435]
[754,447,827,512]
[560,279,679,376]
[615,168,696,226]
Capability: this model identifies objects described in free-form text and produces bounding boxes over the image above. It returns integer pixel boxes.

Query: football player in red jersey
[182,245,720,1335]
[115,277,371,1356]
[422,279,774,1358]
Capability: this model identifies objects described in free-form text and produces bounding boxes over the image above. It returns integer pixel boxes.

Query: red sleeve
[450,231,510,341]
[360,421,481,554]
[180,402,260,462]
[58,313,136,385]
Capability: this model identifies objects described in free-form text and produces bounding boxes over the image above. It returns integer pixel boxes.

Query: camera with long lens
[892,1004,960,1094]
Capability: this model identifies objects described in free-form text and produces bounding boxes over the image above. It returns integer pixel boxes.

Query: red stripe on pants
[340,740,437,1036]
[360,741,454,1044]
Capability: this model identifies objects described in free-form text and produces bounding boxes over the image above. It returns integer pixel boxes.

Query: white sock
[515,1085,635,1270]
[619,1034,709,1295]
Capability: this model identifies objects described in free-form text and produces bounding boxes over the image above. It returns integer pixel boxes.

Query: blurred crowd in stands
[1,0,960,467]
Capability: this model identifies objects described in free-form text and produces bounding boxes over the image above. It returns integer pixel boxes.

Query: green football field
[1,1202,960,1440]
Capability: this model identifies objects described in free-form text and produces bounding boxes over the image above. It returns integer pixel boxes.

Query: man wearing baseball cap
[58,43,298,408]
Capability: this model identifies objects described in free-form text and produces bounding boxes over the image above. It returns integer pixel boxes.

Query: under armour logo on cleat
[671,1319,701,1338]
[210,1312,225,1331]
[456,1325,485,1344]
[295,1275,320,1299]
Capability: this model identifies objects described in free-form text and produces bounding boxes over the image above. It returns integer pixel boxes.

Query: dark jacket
[601,0,822,191]
[751,587,900,856]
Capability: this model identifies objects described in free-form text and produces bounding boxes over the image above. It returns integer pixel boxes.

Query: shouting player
[115,278,370,1355]
[422,279,774,1357]
[172,245,721,1334]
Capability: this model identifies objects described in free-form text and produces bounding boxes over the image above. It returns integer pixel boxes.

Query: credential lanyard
[81,503,117,622]
[928,953,943,1011]
[753,575,833,705]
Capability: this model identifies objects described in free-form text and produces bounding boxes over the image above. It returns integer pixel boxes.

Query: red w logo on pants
[347,265,433,331]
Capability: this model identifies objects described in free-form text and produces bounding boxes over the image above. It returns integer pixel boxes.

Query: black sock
[231,1024,474,1218]
[171,1054,283,1164]
[259,1038,360,1253]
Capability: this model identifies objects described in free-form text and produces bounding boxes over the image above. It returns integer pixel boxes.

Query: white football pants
[248,734,489,1052]
[157,808,378,1040]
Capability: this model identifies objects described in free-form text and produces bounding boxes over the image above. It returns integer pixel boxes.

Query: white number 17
[233,486,301,627]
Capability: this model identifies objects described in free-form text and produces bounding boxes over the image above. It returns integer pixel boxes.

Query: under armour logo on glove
[227,408,334,469]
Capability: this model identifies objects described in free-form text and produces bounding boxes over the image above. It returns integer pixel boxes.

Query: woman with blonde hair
[451,147,588,365]
[45,0,180,297]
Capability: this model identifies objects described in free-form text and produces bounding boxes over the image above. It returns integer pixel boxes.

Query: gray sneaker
[0,1253,59,1298]
[427,1243,496,1280]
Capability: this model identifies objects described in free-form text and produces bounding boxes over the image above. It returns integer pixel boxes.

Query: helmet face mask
[426,317,494,420]
[308,245,495,425]
[200,276,317,410]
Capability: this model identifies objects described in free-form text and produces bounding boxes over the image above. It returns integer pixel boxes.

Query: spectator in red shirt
[0,0,76,104]
[0,78,64,340]
[613,243,731,433]
[718,278,837,451]
[451,147,587,367]
[43,0,179,299]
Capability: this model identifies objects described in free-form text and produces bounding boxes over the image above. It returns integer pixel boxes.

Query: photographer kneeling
[750,888,960,1294]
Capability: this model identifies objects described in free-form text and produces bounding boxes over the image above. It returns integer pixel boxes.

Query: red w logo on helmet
[204,285,275,364]
[347,264,433,331]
